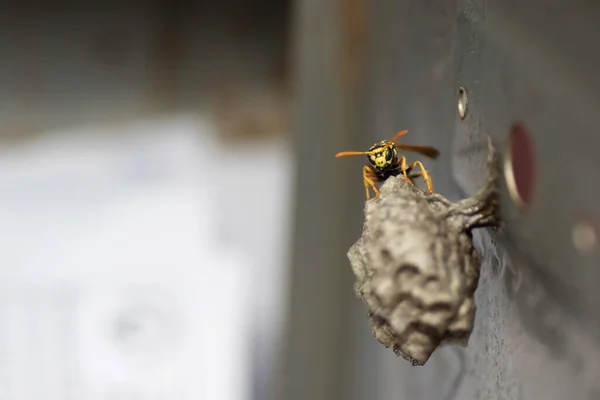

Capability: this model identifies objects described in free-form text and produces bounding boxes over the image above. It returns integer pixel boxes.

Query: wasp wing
[395,144,440,159]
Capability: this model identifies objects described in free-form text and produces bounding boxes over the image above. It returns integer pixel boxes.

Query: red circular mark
[506,122,536,206]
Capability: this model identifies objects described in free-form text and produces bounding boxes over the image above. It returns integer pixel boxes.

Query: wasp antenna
[389,129,409,143]
[335,151,371,158]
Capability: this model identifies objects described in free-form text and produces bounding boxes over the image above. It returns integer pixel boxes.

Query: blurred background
[2,1,600,400]
[0,2,293,399]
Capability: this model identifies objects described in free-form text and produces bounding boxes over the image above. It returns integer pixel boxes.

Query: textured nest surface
[347,138,500,366]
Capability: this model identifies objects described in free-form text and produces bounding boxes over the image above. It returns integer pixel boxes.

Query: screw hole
[458,87,468,120]
[504,122,536,207]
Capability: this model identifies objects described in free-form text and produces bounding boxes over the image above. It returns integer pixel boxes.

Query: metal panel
[277,1,368,400]
[284,0,600,399]
[357,0,600,398]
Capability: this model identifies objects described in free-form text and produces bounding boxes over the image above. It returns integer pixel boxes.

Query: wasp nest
[348,138,500,366]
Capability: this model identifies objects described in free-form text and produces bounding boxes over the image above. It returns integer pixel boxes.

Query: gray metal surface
[277,1,367,399]
[283,0,600,399]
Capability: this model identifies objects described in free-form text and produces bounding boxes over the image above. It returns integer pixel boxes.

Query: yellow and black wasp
[335,129,440,201]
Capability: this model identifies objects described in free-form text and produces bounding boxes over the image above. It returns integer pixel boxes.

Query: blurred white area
[0,114,293,400]
[218,137,295,398]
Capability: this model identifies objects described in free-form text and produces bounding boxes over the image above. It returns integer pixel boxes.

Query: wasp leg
[407,171,423,185]
[407,160,434,194]
[363,165,380,200]
[397,156,413,184]
[407,171,428,190]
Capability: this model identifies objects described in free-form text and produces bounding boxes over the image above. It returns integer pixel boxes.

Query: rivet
[572,222,597,253]
[458,87,468,120]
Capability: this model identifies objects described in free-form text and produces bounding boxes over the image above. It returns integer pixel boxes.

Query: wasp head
[367,141,397,170]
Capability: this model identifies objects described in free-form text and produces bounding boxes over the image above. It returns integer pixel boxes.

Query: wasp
[335,130,440,201]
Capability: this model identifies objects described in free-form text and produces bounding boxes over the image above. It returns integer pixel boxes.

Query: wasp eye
[385,147,392,159]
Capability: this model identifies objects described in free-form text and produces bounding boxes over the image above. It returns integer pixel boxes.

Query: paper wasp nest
[347,138,500,366]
